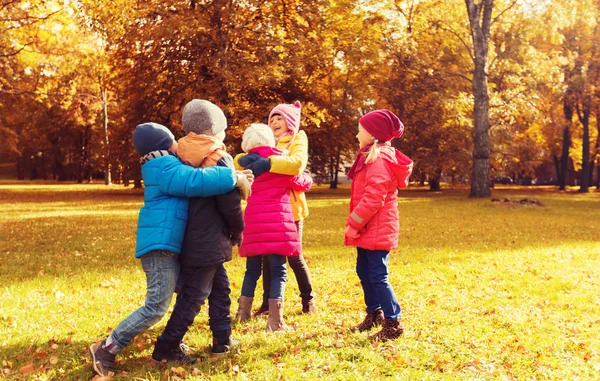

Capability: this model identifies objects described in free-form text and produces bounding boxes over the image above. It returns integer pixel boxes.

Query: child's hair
[241,123,275,153]
[365,140,381,164]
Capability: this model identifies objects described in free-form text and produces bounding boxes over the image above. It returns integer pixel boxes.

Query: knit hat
[241,123,275,153]
[181,99,227,136]
[268,101,301,134]
[132,122,175,156]
[359,109,404,142]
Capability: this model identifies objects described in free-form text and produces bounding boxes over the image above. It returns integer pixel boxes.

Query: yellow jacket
[235,130,309,221]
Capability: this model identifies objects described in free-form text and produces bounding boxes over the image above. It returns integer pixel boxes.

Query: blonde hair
[365,139,381,164]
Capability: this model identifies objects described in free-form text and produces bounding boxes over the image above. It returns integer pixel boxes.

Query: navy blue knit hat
[132,122,175,156]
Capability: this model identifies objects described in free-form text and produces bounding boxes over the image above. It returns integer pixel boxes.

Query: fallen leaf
[49,356,58,365]
[19,363,34,375]
[33,350,48,359]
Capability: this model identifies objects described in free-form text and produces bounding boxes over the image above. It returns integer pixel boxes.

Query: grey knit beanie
[181,99,227,136]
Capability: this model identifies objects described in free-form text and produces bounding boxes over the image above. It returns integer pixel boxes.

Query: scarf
[140,150,172,165]
[346,143,373,180]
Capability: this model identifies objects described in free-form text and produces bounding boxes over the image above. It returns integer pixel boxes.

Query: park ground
[0,183,599,380]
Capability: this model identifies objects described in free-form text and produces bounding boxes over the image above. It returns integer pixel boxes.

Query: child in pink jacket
[235,123,313,331]
[345,110,413,341]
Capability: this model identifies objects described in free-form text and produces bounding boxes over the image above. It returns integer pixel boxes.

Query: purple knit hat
[268,101,301,134]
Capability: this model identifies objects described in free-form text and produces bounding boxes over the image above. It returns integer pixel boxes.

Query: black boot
[152,339,196,364]
[210,330,239,356]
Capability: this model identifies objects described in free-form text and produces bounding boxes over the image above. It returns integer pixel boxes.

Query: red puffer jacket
[344,145,413,251]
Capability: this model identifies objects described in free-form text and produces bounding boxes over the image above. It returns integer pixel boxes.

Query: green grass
[1,184,599,380]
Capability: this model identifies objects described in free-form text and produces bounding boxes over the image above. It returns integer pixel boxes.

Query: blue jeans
[110,250,179,349]
[261,220,314,304]
[356,248,401,320]
[158,263,231,342]
[241,255,287,299]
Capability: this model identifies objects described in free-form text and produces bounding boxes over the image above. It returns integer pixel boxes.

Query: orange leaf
[19,363,34,375]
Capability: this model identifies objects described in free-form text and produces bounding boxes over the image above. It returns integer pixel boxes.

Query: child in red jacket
[344,109,413,341]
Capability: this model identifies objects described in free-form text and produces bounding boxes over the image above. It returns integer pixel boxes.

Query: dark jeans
[355,248,401,320]
[241,255,287,299]
[261,220,314,304]
[158,263,231,343]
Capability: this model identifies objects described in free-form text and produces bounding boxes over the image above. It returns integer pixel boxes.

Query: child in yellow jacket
[235,101,316,315]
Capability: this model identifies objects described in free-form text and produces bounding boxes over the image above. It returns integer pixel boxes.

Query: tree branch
[435,21,474,62]
[492,0,519,25]
[0,42,30,58]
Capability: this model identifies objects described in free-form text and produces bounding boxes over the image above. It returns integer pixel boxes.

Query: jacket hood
[378,145,413,188]
[248,145,284,158]
[178,132,226,168]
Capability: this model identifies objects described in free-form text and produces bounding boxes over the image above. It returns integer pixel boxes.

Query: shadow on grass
[0,329,231,381]
[2,186,599,284]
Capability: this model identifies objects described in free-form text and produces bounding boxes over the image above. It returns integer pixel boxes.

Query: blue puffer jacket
[135,154,237,258]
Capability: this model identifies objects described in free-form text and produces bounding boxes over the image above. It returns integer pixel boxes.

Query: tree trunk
[17,155,24,180]
[596,105,600,189]
[429,167,442,191]
[465,0,493,198]
[102,87,112,185]
[578,100,591,193]
[553,155,561,185]
[330,145,341,189]
[559,97,573,190]
[328,155,336,189]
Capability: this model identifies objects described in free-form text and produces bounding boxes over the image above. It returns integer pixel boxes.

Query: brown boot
[235,296,253,322]
[369,318,404,341]
[266,298,288,332]
[350,309,384,332]
[302,299,317,314]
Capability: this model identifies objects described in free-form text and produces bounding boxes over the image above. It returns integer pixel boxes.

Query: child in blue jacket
[89,122,244,377]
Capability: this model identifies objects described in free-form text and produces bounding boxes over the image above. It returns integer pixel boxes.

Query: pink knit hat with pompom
[268,101,301,134]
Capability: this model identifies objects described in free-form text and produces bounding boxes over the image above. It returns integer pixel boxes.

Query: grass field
[1,183,599,380]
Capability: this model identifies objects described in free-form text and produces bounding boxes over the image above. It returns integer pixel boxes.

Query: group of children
[89,100,413,377]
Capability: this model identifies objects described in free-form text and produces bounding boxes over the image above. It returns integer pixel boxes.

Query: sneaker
[179,342,191,353]
[89,341,116,377]
[152,339,197,364]
[210,330,239,356]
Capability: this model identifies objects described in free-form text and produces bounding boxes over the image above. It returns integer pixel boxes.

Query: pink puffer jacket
[239,146,313,257]
[345,145,413,251]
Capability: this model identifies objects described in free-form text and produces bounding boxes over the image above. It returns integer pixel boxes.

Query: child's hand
[345,225,360,239]
[246,156,271,177]
[239,169,254,185]
[238,152,260,168]
[235,171,252,200]
[230,233,243,247]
